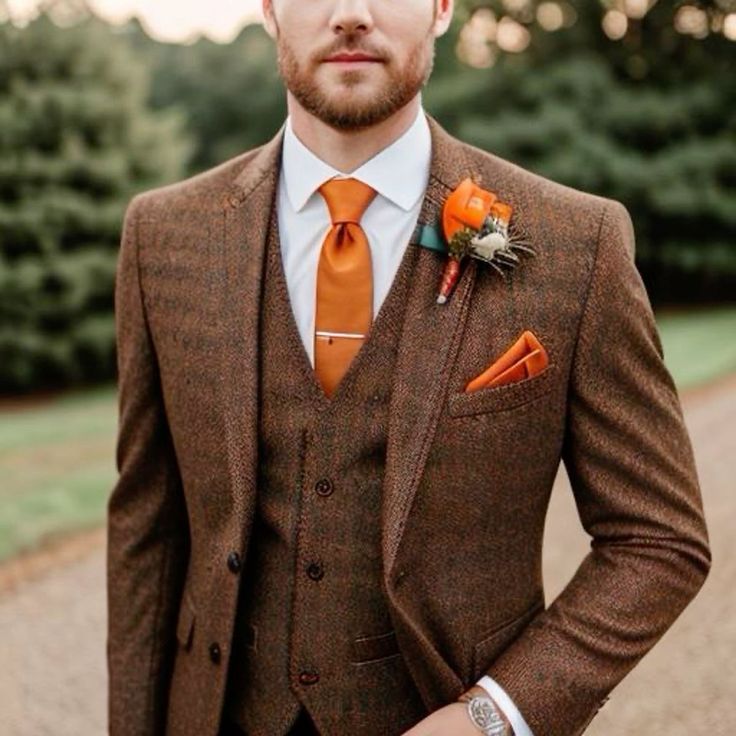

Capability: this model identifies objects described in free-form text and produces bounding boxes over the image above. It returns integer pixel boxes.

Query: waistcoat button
[314,478,333,496]
[298,670,320,685]
[306,561,324,581]
[227,551,241,573]
[209,642,221,664]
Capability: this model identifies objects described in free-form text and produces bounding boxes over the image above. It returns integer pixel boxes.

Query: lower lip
[325,59,381,66]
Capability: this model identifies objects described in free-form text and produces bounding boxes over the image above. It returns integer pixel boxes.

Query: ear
[432,0,454,38]
[262,0,278,39]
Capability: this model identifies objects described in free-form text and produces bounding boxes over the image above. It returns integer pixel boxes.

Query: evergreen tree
[139,22,286,173]
[438,1,736,300]
[0,12,192,392]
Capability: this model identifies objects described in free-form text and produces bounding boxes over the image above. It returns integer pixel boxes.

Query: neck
[286,93,422,174]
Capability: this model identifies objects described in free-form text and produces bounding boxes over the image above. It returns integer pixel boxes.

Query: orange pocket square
[464,330,549,393]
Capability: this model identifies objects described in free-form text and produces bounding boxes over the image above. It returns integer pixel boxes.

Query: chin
[322,85,379,105]
[326,76,381,96]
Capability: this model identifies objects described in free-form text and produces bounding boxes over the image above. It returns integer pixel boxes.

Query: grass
[0,384,117,562]
[1,305,735,564]
[655,305,736,390]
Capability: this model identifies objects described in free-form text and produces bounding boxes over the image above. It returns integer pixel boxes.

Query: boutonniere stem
[437,255,462,305]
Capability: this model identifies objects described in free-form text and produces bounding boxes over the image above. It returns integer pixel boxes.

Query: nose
[329,0,374,35]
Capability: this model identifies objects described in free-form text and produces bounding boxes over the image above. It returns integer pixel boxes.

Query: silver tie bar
[315,330,366,339]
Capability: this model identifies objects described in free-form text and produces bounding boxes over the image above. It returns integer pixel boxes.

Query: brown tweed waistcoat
[222,205,427,735]
[107,112,710,736]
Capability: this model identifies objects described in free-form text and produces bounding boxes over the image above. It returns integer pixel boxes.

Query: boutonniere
[413,177,536,304]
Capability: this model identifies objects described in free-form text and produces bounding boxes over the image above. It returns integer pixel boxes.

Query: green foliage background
[0,13,192,392]
[0,0,734,393]
[443,1,736,301]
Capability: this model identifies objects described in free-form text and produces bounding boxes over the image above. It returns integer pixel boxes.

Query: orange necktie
[314,177,377,397]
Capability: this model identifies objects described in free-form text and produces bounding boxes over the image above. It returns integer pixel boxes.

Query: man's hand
[401,686,512,735]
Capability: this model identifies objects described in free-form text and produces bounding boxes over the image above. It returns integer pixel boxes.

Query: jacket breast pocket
[448,362,557,418]
[175,588,196,652]
[471,599,545,681]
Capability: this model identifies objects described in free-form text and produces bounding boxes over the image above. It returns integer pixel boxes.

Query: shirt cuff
[476,675,534,736]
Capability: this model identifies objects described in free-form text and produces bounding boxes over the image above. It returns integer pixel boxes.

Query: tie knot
[318,177,377,225]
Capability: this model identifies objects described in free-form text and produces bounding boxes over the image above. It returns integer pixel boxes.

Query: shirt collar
[281,103,431,213]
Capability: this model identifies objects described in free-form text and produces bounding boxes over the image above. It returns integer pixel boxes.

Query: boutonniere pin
[413,177,536,304]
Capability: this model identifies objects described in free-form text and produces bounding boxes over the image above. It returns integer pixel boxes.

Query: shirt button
[298,670,320,685]
[306,561,324,581]
[209,642,221,664]
[227,551,241,573]
[314,478,333,496]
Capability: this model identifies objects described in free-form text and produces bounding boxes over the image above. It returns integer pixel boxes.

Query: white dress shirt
[276,102,534,736]
[277,103,430,368]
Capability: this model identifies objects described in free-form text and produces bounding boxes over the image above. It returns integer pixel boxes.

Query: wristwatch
[458,689,512,736]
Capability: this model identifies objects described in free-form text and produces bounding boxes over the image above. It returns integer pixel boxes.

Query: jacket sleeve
[476,675,534,736]
[106,194,190,736]
[483,200,711,736]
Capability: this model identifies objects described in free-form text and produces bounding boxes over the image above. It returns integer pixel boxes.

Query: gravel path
[1,375,733,736]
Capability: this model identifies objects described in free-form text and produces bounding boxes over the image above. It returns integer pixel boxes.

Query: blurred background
[0,0,734,733]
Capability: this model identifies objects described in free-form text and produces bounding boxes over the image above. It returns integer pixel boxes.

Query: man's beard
[275,32,435,131]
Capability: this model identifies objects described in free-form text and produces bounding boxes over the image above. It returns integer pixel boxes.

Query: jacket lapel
[220,123,285,542]
[381,114,479,580]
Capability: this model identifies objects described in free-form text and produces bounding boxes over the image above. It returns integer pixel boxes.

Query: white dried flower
[471,231,508,260]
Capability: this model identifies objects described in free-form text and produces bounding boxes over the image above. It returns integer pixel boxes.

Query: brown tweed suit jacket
[107,111,711,736]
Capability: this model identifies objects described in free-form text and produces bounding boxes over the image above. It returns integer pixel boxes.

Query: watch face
[468,695,508,735]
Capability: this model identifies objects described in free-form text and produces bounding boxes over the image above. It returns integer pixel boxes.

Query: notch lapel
[378,114,482,705]
[220,123,285,544]
[380,183,477,702]
[381,114,479,580]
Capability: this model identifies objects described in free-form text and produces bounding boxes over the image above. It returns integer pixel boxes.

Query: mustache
[317,38,389,62]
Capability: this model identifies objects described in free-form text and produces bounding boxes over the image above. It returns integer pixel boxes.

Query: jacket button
[227,551,241,573]
[209,642,221,664]
[306,561,324,581]
[314,478,333,496]
[298,669,320,685]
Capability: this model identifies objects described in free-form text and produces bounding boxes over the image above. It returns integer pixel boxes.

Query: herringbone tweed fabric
[222,196,426,736]
[107,112,710,736]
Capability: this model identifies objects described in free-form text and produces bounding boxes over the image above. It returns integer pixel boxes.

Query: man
[106,0,711,734]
